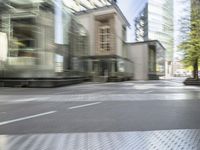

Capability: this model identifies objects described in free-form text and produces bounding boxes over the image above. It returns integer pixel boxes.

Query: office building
[0,0,89,87]
[126,40,165,80]
[135,0,174,76]
[0,0,166,85]
[75,4,165,81]
[75,4,134,81]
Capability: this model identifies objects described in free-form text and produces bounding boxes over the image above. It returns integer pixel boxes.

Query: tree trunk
[193,58,199,80]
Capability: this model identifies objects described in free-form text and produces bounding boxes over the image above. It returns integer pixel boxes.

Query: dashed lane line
[144,91,153,94]
[0,111,57,126]
[68,102,102,110]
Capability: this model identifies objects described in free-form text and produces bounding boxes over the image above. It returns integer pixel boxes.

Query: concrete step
[184,78,200,86]
[92,76,108,82]
[0,77,89,88]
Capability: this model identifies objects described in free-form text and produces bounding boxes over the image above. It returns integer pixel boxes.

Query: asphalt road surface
[0,78,200,150]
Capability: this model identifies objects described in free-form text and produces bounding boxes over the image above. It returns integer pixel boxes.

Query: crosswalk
[1,90,200,103]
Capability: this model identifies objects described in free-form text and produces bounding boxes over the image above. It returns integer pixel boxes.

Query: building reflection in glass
[0,0,89,79]
[82,55,133,81]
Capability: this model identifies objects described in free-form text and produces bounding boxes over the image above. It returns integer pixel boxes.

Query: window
[0,32,8,61]
[9,17,37,57]
[99,25,111,51]
[149,46,156,72]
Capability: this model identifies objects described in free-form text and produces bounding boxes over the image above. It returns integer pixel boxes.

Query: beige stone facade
[76,5,165,81]
[76,5,129,57]
[125,41,166,80]
[95,13,116,55]
[75,5,134,81]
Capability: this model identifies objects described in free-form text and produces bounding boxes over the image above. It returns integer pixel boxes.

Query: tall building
[0,0,89,87]
[135,0,174,76]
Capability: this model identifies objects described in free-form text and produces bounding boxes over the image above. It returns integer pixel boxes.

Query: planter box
[184,78,200,86]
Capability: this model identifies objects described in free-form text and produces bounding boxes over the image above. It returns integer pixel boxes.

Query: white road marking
[0,97,51,104]
[68,102,102,110]
[144,91,153,94]
[0,98,37,103]
[14,98,38,103]
[0,111,57,126]
[55,91,68,95]
[0,112,6,114]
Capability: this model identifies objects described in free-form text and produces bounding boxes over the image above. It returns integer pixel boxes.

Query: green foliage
[179,1,200,79]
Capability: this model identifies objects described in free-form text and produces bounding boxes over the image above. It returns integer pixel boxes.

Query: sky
[117,0,147,42]
[117,0,190,60]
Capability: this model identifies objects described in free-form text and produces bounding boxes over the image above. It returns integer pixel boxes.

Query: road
[0,78,200,149]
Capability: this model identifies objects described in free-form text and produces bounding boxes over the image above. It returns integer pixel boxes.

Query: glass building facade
[148,42,165,76]
[0,0,89,79]
[63,0,116,12]
[135,0,174,74]
[82,55,133,81]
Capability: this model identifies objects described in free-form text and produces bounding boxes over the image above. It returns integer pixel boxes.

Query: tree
[179,0,200,79]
